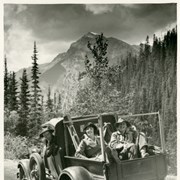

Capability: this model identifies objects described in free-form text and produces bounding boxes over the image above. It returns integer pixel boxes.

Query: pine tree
[4,56,9,109]
[54,93,63,117]
[53,92,58,114]
[144,35,151,58]
[45,86,54,120]
[58,93,62,109]
[8,71,18,111]
[16,69,30,136]
[54,92,57,109]
[28,41,42,137]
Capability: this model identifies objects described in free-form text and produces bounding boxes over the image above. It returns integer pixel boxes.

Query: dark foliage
[28,41,43,138]
[85,33,109,88]
[8,72,18,111]
[16,69,30,136]
[4,56,9,109]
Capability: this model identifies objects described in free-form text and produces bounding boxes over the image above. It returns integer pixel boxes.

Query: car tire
[19,166,29,180]
[29,153,46,180]
[18,159,31,180]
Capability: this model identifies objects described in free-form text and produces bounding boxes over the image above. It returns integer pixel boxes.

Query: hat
[115,118,131,127]
[39,126,54,138]
[83,122,99,135]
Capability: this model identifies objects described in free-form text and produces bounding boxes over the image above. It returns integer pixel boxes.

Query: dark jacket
[45,135,59,157]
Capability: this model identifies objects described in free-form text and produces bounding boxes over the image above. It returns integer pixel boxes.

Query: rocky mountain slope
[16,32,139,96]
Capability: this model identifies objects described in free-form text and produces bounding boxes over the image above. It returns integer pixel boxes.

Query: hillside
[16,32,139,96]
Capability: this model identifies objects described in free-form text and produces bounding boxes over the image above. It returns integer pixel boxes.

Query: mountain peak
[84,32,99,38]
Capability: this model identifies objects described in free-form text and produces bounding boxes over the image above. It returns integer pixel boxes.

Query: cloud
[153,22,177,40]
[85,4,115,14]
[4,4,177,72]
[4,5,27,29]
[16,4,27,14]
[5,22,34,72]
[4,13,72,72]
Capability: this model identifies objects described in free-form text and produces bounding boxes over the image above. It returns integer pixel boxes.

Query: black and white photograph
[2,2,178,180]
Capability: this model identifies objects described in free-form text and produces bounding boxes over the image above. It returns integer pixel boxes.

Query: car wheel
[29,153,46,180]
[18,159,31,180]
[19,166,29,180]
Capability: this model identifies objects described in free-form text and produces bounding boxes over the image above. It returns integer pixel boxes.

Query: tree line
[4,42,62,138]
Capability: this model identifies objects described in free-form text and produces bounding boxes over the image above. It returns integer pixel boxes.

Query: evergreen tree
[58,93,62,109]
[54,93,62,117]
[45,86,54,119]
[46,86,53,109]
[144,35,151,58]
[8,71,18,111]
[4,56,9,109]
[28,41,42,137]
[16,69,30,136]
[54,92,57,109]
[53,92,58,114]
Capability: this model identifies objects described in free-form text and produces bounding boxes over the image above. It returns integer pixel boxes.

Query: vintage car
[17,112,168,180]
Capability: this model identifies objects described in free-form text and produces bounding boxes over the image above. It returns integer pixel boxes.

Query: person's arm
[45,141,59,157]
[45,145,54,157]
[109,132,124,150]
[127,131,134,143]
[75,140,88,159]
[138,132,148,150]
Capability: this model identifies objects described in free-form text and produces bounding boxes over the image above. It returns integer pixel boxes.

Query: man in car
[40,126,59,158]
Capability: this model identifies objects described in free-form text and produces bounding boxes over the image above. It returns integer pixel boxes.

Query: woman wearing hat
[109,118,138,160]
[75,122,102,160]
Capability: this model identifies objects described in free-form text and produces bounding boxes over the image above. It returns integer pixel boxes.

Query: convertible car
[17,112,168,180]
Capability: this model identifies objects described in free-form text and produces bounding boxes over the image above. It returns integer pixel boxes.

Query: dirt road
[4,159,18,180]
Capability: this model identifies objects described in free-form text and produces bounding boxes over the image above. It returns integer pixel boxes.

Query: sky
[4,3,177,72]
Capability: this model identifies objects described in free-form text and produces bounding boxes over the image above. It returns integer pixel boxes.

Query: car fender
[59,166,93,180]
[17,159,31,179]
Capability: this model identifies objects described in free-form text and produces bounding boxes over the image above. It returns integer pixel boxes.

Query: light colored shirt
[75,135,101,159]
[109,131,125,149]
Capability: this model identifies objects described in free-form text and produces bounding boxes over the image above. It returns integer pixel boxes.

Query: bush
[4,133,43,160]
[4,110,19,135]
[4,133,29,159]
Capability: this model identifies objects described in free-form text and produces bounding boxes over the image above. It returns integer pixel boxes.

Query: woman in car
[75,122,114,162]
[75,122,102,160]
[109,118,138,160]
[110,118,150,160]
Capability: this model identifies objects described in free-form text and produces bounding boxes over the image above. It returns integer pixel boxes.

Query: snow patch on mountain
[90,32,99,35]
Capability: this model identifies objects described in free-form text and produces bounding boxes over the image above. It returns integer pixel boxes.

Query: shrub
[4,133,43,159]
